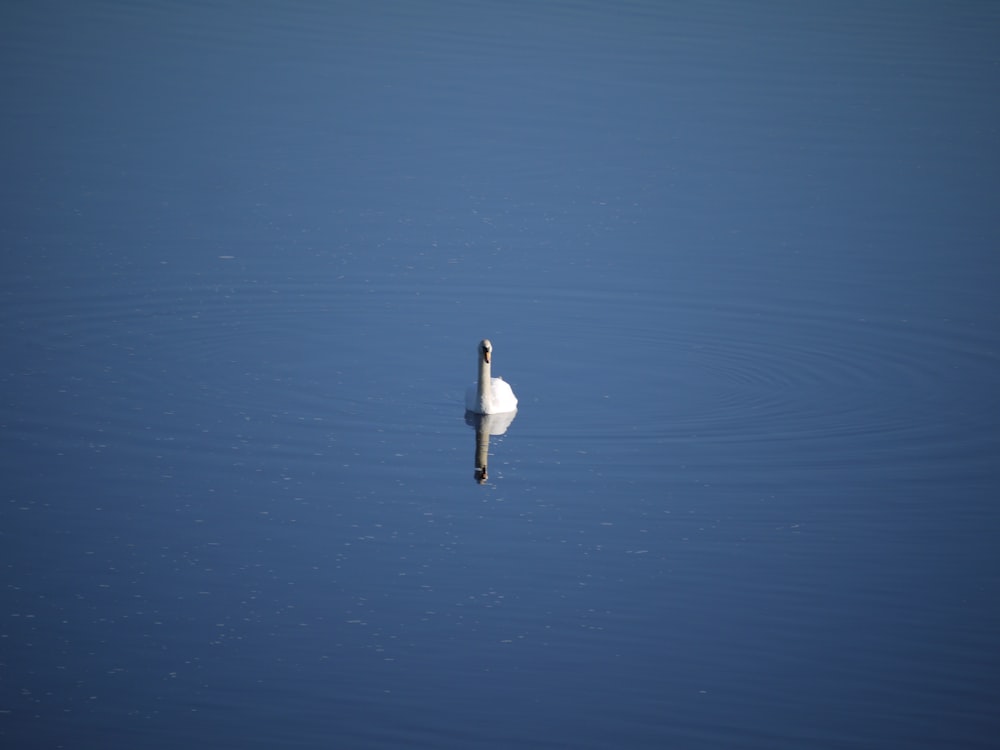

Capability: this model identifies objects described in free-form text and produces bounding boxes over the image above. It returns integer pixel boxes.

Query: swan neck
[477,355,492,409]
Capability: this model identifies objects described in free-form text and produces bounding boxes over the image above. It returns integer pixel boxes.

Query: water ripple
[4,266,996,489]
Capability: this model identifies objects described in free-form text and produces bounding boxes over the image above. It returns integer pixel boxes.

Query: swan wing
[465,383,480,412]
[489,377,518,413]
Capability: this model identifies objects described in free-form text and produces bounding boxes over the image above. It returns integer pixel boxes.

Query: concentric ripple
[4,261,997,491]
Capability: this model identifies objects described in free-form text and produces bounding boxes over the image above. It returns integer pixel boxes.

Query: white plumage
[465,339,518,414]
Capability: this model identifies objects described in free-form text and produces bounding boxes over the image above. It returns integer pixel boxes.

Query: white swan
[465,339,518,415]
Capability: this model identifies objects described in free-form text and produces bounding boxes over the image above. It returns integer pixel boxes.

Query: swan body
[465,339,518,415]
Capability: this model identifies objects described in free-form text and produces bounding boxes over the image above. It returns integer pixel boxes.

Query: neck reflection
[466,410,517,484]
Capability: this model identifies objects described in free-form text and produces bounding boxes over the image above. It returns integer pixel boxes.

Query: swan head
[479,339,492,363]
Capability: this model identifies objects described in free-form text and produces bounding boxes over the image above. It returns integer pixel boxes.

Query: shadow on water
[465,410,517,484]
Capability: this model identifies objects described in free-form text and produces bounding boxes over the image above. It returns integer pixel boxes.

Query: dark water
[3,1,999,748]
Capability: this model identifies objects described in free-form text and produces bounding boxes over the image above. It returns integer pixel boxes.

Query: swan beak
[484,350,491,363]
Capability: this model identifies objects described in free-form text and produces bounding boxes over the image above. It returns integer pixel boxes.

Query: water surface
[3,1,999,748]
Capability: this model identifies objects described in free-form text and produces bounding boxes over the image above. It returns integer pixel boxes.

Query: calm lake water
[3,1,999,748]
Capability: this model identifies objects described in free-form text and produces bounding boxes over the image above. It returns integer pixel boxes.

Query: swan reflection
[465,410,517,484]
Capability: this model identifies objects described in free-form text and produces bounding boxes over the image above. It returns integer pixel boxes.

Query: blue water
[3,1,999,748]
